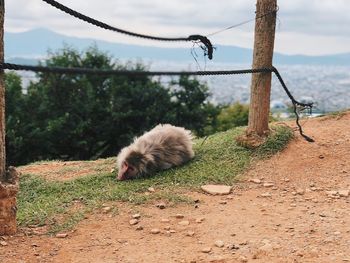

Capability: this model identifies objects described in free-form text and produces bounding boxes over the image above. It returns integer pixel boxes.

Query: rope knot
[188,35,214,60]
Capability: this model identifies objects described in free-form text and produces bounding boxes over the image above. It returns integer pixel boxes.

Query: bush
[216,102,249,132]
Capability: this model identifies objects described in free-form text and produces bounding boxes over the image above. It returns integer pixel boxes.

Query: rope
[1,62,314,142]
[206,6,279,37]
[41,0,214,59]
[271,67,314,142]
[0,62,273,76]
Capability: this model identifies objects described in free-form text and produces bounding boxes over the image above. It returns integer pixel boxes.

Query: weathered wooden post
[0,0,19,235]
[243,0,277,145]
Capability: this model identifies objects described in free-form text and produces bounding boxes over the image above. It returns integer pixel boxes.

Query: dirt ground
[1,112,350,263]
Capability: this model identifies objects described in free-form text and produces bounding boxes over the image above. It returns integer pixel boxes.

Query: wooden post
[246,0,277,138]
[0,0,19,236]
[0,0,5,181]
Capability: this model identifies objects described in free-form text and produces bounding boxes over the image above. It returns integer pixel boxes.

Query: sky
[5,0,350,56]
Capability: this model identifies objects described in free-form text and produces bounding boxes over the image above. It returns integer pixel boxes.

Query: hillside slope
[1,112,350,263]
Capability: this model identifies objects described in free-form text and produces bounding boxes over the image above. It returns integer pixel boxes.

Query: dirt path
[1,113,350,263]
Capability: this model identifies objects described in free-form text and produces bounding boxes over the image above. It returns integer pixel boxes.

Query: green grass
[17,125,293,233]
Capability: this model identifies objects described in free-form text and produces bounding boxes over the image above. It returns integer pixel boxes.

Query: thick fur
[117,124,194,179]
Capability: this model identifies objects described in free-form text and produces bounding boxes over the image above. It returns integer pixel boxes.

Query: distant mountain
[5,28,350,65]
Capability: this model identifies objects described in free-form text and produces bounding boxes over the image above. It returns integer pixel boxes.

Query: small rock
[161,218,170,223]
[238,255,248,262]
[324,236,335,243]
[258,243,273,252]
[156,202,166,209]
[0,241,8,246]
[175,214,185,219]
[319,154,325,159]
[338,190,349,197]
[260,192,272,197]
[55,233,68,238]
[326,191,338,196]
[148,187,155,192]
[129,219,139,225]
[227,243,240,250]
[163,226,171,231]
[170,230,176,233]
[150,228,161,234]
[263,183,275,188]
[201,247,212,253]
[296,189,305,195]
[132,213,141,219]
[136,226,143,231]
[195,217,205,223]
[214,240,225,248]
[201,185,232,195]
[186,231,195,237]
[178,220,190,226]
[296,251,304,257]
[250,178,262,184]
[219,200,227,205]
[102,206,112,213]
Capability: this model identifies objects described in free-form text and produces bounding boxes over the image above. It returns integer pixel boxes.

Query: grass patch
[17,125,293,233]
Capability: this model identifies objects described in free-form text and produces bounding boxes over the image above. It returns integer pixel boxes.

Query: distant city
[5,29,350,114]
[149,61,350,113]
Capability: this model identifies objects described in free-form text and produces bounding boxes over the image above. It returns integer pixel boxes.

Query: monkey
[116,124,194,180]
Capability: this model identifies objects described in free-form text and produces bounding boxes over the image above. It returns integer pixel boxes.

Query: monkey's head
[117,161,137,181]
[117,150,146,181]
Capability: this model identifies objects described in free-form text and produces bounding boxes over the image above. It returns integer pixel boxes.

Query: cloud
[4,0,350,55]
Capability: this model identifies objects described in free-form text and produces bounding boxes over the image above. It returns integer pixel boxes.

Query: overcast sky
[5,0,350,55]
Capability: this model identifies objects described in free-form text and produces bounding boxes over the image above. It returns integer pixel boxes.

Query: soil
[1,112,350,263]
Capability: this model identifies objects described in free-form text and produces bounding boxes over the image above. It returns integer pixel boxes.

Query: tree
[5,46,219,165]
[5,73,28,165]
[168,75,217,136]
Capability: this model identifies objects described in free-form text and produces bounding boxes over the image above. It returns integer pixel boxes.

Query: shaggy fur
[116,124,194,180]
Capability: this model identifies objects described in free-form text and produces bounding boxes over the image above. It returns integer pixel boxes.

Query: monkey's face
[117,161,137,181]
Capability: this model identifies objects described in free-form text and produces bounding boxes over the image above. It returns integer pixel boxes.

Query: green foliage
[216,102,249,132]
[5,46,219,165]
[167,76,220,136]
[17,125,293,232]
[5,73,29,165]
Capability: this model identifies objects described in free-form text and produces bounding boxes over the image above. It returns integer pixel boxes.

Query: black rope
[0,62,273,76]
[271,67,314,142]
[1,62,314,142]
[41,0,213,60]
